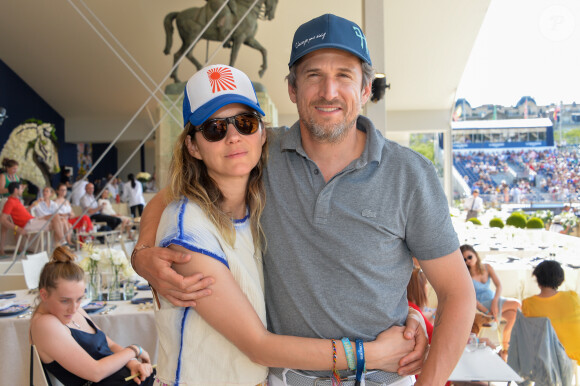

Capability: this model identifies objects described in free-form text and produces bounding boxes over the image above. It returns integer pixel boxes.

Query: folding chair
[30,345,64,386]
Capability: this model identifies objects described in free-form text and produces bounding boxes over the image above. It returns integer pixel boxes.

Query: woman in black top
[30,246,154,385]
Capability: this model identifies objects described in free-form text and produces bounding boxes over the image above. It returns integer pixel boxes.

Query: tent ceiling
[0,0,489,141]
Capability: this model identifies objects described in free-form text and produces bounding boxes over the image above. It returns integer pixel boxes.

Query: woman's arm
[168,244,414,372]
[107,335,153,385]
[31,314,140,383]
[486,264,502,319]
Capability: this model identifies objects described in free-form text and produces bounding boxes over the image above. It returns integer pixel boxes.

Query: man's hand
[368,326,415,373]
[133,246,214,307]
[397,307,429,376]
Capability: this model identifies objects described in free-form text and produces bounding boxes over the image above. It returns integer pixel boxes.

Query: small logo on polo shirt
[361,209,376,218]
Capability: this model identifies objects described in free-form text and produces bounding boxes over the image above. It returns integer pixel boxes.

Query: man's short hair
[7,181,21,195]
[473,189,480,194]
[532,260,565,289]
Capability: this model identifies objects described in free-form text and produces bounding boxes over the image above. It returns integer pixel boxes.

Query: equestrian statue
[163,0,278,83]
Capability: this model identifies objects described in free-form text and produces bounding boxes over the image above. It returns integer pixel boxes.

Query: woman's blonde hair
[167,120,269,250]
[38,246,84,292]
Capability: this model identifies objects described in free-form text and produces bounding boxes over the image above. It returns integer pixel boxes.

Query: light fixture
[370,73,390,103]
[0,107,6,126]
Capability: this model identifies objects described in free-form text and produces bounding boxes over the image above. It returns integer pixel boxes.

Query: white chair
[30,345,64,386]
[22,252,49,290]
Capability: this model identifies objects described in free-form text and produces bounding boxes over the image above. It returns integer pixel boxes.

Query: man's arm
[132,188,214,307]
[415,249,475,386]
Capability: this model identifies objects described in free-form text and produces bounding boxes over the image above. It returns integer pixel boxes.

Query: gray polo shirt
[262,116,459,345]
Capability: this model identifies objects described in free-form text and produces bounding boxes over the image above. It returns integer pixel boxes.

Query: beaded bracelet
[341,337,356,371]
[331,339,341,386]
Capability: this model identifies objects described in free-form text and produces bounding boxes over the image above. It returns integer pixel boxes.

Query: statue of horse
[0,121,60,190]
[163,0,278,83]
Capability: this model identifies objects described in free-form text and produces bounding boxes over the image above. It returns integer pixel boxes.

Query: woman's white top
[122,181,145,207]
[98,199,116,216]
[54,199,72,215]
[155,198,267,386]
[31,200,59,217]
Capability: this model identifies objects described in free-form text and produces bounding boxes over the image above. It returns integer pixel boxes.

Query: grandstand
[446,118,579,208]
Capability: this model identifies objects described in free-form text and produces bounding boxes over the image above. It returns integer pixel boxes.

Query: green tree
[410,134,435,163]
[563,128,580,145]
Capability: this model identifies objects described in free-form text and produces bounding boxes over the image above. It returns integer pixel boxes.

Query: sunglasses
[464,255,474,261]
[191,112,263,142]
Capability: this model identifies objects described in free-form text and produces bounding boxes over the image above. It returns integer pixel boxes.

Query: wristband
[355,339,365,386]
[128,345,139,358]
[341,337,356,371]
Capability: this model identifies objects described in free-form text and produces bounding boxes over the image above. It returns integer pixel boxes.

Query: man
[80,182,121,231]
[0,182,65,248]
[134,14,474,385]
[464,188,483,220]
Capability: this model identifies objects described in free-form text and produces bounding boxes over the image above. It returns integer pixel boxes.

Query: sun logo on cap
[207,67,236,93]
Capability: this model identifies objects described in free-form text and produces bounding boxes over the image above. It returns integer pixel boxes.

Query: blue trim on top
[160,198,230,268]
[178,199,187,240]
[174,307,191,385]
[160,238,230,269]
[233,211,250,224]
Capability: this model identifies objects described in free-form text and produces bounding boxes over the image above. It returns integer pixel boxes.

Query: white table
[0,289,157,385]
[450,346,523,383]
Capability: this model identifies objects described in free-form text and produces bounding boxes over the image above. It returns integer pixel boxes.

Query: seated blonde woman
[30,186,73,244]
[30,246,154,385]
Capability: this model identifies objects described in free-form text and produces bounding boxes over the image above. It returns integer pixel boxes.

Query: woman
[54,183,94,237]
[29,246,154,385]
[123,174,145,218]
[461,244,521,358]
[522,260,580,361]
[0,158,20,198]
[30,186,73,244]
[153,65,415,386]
[99,187,133,239]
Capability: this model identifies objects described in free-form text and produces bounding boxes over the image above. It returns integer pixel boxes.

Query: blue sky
[456,0,580,108]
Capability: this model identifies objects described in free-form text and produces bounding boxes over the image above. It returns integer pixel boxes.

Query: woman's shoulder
[31,312,68,336]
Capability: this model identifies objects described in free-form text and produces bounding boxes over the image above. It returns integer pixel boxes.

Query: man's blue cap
[288,14,372,67]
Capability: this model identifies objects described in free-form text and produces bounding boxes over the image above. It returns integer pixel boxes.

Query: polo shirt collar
[279,115,384,166]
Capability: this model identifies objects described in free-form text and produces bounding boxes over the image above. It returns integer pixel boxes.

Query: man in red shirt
[0,182,65,248]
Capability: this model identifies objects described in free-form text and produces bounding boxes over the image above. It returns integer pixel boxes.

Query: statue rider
[205,0,239,43]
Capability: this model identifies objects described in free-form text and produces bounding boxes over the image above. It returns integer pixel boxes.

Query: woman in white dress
[31,187,72,244]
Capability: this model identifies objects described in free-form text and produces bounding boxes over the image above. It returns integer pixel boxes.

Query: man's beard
[301,100,358,144]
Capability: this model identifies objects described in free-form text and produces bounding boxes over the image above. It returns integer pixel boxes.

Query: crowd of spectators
[455,148,580,203]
